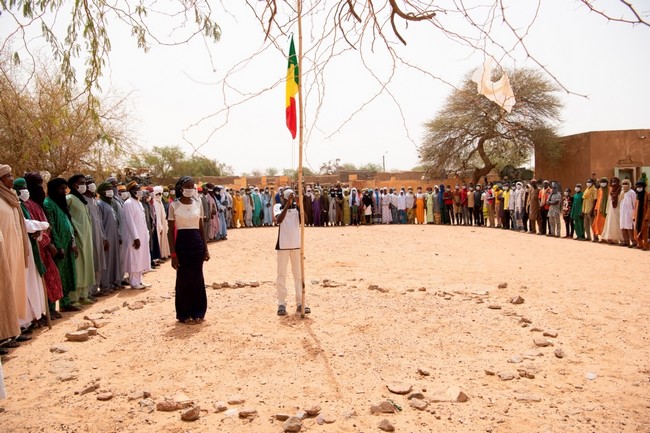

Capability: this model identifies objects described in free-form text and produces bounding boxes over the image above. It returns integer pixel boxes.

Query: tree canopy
[420,68,562,184]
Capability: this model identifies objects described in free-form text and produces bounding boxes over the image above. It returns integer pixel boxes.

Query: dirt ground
[1,224,649,433]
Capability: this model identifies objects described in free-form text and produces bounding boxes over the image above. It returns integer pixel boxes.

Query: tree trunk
[472,136,495,184]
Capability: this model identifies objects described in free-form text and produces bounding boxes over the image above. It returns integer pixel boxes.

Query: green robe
[66,194,96,289]
[571,190,584,239]
[342,195,351,225]
[252,193,263,227]
[43,197,77,306]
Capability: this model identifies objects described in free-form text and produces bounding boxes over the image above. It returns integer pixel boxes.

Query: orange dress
[592,188,607,236]
[415,194,426,224]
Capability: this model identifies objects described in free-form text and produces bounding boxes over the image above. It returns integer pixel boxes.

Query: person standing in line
[527,180,540,234]
[571,183,585,240]
[601,177,624,245]
[473,185,483,226]
[274,188,309,316]
[562,188,574,238]
[83,177,107,298]
[442,185,453,225]
[538,180,550,235]
[425,187,435,224]
[312,189,323,226]
[214,186,229,240]
[168,176,210,324]
[404,188,415,224]
[96,182,122,295]
[122,181,151,289]
[23,172,64,317]
[43,178,78,311]
[463,185,473,226]
[513,182,525,231]
[546,181,562,238]
[503,183,512,229]
[362,189,373,224]
[451,184,462,225]
[634,180,649,250]
[153,186,171,258]
[243,188,254,227]
[349,188,361,226]
[66,174,96,305]
[261,187,273,226]
[582,177,597,241]
[619,179,637,247]
[252,187,263,227]
[302,187,314,226]
[233,190,244,228]
[485,184,495,228]
[381,188,392,224]
[591,177,608,242]
[389,188,398,224]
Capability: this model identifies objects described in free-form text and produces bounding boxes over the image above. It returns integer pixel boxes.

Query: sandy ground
[1,224,649,433]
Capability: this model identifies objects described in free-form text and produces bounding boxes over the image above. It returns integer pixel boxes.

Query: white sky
[3,1,650,174]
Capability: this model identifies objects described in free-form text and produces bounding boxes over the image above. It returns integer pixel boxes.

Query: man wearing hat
[273,188,309,316]
[582,177,598,241]
[122,181,151,289]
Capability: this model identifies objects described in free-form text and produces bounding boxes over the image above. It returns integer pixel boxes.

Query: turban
[0,164,11,178]
[13,177,26,189]
[24,172,43,185]
[68,173,86,187]
[97,182,111,194]
[118,184,126,192]
[105,176,118,184]
[153,186,163,194]
[126,180,138,191]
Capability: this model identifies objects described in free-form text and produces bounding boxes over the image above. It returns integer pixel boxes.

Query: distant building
[535,129,650,188]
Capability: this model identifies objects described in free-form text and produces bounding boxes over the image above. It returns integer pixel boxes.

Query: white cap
[283,188,295,199]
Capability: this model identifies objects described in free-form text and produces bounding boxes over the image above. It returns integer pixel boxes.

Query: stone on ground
[282,416,302,432]
[379,418,395,432]
[180,405,201,421]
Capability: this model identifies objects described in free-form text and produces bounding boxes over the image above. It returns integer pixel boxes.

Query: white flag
[471,58,516,113]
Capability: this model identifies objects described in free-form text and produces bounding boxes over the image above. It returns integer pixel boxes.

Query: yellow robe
[233,195,244,228]
[0,197,27,331]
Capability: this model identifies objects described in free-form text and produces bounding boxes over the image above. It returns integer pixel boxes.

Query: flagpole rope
[296,0,307,319]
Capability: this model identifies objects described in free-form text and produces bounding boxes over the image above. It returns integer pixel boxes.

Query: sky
[2,1,650,175]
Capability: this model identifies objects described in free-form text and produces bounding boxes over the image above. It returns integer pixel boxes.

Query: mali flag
[285,36,299,139]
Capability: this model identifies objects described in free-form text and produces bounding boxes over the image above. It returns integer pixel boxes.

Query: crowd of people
[1,163,648,356]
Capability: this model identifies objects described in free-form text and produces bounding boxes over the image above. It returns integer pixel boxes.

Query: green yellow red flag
[285,36,299,139]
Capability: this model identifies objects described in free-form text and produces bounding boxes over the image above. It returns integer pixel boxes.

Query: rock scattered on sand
[65,330,89,342]
[220,281,230,288]
[417,367,430,376]
[316,413,336,425]
[408,392,425,400]
[446,386,469,403]
[530,327,544,333]
[282,416,303,432]
[510,296,525,304]
[304,404,321,416]
[498,282,508,289]
[172,392,193,408]
[515,394,541,403]
[76,321,93,330]
[488,304,502,310]
[519,317,532,324]
[295,410,308,420]
[410,398,428,410]
[371,401,397,414]
[128,391,145,401]
[156,400,180,412]
[128,301,145,310]
[484,368,496,376]
[534,338,553,347]
[508,356,523,364]
[211,282,222,289]
[586,372,598,380]
[387,383,412,395]
[49,344,70,354]
[554,348,566,358]
[227,395,245,405]
[418,287,427,292]
[83,314,103,321]
[498,372,515,381]
[275,413,291,421]
[86,327,98,336]
[406,288,415,292]
[213,401,228,413]
[543,330,558,338]
[518,369,535,379]
[101,306,120,314]
[379,418,395,432]
[139,398,155,413]
[76,382,100,396]
[181,405,201,421]
[96,392,113,401]
[238,408,258,419]
[249,281,260,287]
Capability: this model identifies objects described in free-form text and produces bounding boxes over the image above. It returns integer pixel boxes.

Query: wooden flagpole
[296,0,307,319]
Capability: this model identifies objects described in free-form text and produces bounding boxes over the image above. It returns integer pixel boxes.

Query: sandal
[277,305,287,316]
[16,335,32,342]
[296,305,311,314]
[2,340,20,348]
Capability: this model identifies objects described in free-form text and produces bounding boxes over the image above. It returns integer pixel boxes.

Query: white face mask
[77,184,87,194]
[163,192,169,197]
[19,189,30,201]
[638,187,645,192]
[183,188,195,198]
[600,182,607,187]
[105,190,114,198]
[120,192,130,200]
[87,183,96,193]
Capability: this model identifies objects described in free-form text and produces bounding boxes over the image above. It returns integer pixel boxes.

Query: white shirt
[168,199,204,230]
[273,203,300,250]
[397,194,407,210]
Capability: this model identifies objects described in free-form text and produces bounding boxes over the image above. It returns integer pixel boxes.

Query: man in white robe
[153,186,170,257]
[122,182,151,289]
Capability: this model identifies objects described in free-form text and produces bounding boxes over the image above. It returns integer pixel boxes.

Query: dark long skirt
[175,229,207,322]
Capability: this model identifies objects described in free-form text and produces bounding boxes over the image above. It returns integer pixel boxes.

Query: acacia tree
[420,68,562,184]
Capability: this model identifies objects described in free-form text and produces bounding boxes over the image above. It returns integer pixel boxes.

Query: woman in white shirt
[168,176,210,324]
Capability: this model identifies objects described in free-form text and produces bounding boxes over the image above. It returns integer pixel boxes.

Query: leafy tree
[358,162,382,172]
[0,55,132,178]
[420,68,562,184]
[265,167,279,176]
[339,163,357,171]
[129,145,233,182]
